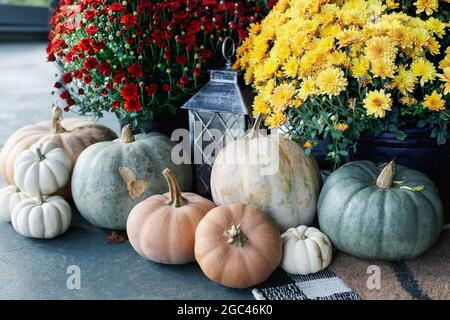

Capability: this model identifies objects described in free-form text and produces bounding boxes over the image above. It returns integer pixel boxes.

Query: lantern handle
[222,36,236,69]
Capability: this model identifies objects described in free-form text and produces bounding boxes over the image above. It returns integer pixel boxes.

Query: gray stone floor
[0,42,253,299]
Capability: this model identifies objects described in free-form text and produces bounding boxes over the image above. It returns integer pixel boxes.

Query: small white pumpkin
[14,141,72,195]
[11,193,72,239]
[0,186,30,222]
[281,225,333,275]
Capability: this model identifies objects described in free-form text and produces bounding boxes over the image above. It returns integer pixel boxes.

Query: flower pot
[354,128,450,223]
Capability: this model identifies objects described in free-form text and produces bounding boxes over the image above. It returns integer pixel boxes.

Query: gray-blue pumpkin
[72,125,192,230]
[318,160,443,261]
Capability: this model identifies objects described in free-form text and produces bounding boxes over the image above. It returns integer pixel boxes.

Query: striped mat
[253,227,450,300]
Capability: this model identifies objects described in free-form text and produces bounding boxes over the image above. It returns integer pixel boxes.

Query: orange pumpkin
[0,106,117,198]
[195,203,282,289]
[127,168,215,264]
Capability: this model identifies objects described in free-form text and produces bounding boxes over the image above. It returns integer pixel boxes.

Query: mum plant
[47,0,271,129]
[235,0,450,169]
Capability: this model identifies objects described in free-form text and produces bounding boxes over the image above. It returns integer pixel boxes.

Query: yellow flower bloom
[265,112,288,129]
[423,91,445,111]
[334,123,349,132]
[425,37,441,55]
[337,27,361,47]
[386,0,399,9]
[252,95,271,116]
[270,83,295,112]
[425,17,447,38]
[371,58,396,79]
[437,68,450,95]
[258,79,276,101]
[440,51,450,70]
[389,28,411,49]
[327,51,351,68]
[390,66,417,95]
[363,89,393,118]
[365,36,397,61]
[400,95,418,106]
[283,57,299,78]
[316,67,348,98]
[414,0,438,16]
[298,77,317,100]
[351,56,370,78]
[411,58,437,85]
[303,140,314,149]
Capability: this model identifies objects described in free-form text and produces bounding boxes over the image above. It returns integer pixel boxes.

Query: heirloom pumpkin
[318,160,444,261]
[195,203,282,289]
[127,168,215,264]
[11,193,72,239]
[0,106,117,197]
[14,141,72,195]
[72,125,192,230]
[281,226,332,275]
[211,114,321,231]
[0,186,30,222]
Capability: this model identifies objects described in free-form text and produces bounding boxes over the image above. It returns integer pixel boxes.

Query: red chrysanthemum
[127,64,143,78]
[121,83,139,100]
[84,57,98,70]
[124,97,142,112]
[120,14,139,28]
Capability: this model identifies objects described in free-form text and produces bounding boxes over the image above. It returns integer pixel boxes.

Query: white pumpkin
[0,186,30,222]
[11,194,72,239]
[281,225,333,275]
[14,141,72,195]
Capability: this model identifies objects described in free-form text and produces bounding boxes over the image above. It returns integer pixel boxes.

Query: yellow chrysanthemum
[425,17,447,38]
[390,66,417,95]
[440,51,450,70]
[365,36,398,61]
[261,56,279,79]
[389,28,411,49]
[265,112,288,129]
[283,57,299,78]
[371,59,396,79]
[327,51,351,68]
[400,96,418,106]
[334,123,349,132]
[411,58,437,85]
[252,95,271,116]
[351,56,370,78]
[423,91,445,111]
[414,0,438,16]
[386,0,399,9]
[437,68,450,95]
[298,77,317,100]
[316,67,348,98]
[258,79,276,101]
[271,83,295,112]
[363,89,393,118]
[337,27,361,47]
[425,37,441,55]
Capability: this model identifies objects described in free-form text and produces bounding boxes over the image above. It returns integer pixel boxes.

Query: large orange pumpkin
[127,168,215,264]
[0,106,116,198]
[195,203,282,289]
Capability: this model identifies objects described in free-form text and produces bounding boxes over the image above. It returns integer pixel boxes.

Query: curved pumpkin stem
[50,105,67,134]
[120,124,135,144]
[162,168,187,207]
[37,191,45,205]
[376,160,395,189]
[245,113,263,139]
[35,147,45,162]
[224,223,248,247]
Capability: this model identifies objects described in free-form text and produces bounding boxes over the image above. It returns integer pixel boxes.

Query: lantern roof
[182,68,253,115]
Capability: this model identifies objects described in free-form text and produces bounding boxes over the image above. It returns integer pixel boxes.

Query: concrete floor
[0,42,253,299]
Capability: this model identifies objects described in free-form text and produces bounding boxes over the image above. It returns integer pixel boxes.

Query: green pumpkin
[318,160,443,261]
[72,125,192,230]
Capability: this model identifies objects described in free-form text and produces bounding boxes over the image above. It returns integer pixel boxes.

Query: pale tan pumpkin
[211,114,321,232]
[0,106,117,198]
[127,168,215,264]
[195,203,282,289]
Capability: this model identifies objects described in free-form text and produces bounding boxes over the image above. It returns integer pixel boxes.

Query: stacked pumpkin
[0,106,117,238]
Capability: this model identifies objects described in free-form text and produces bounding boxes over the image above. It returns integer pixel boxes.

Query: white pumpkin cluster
[0,141,72,239]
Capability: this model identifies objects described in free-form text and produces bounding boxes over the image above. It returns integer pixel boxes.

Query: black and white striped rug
[252,269,360,300]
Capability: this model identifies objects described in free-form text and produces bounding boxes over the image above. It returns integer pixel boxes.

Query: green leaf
[400,186,425,192]
[395,130,407,141]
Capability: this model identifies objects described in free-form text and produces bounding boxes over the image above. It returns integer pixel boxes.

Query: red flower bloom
[193,67,201,77]
[98,61,111,76]
[124,97,142,112]
[112,100,120,109]
[62,72,73,84]
[101,88,108,96]
[78,88,84,94]
[54,82,62,89]
[146,83,157,96]
[109,3,125,12]
[162,83,171,92]
[60,90,71,100]
[127,64,143,78]
[121,83,139,100]
[83,74,92,84]
[176,55,188,65]
[85,25,98,36]
[83,10,96,22]
[67,98,75,106]
[84,57,98,70]
[120,14,139,28]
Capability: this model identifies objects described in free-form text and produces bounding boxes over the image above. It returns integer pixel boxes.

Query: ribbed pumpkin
[318,160,443,261]
[195,203,282,289]
[0,186,30,222]
[127,168,215,264]
[0,106,116,198]
[211,115,321,231]
[72,125,192,230]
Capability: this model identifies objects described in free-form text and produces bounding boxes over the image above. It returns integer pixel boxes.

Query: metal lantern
[182,37,254,198]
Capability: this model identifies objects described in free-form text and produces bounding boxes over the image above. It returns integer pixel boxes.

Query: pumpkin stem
[162,168,187,207]
[37,192,45,205]
[35,147,45,162]
[224,223,248,247]
[245,113,263,139]
[376,160,396,189]
[50,105,67,134]
[120,124,135,144]
[15,186,21,193]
